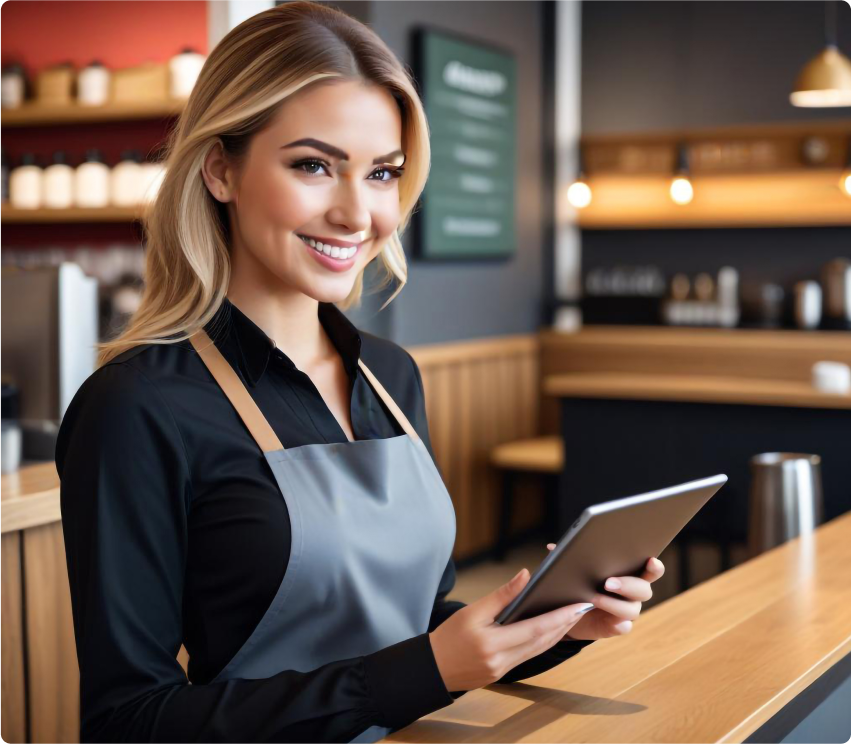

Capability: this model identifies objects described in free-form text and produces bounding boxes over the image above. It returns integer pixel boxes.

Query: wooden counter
[1,460,61,534]
[1,460,77,743]
[544,372,851,410]
[384,510,851,743]
[538,325,851,435]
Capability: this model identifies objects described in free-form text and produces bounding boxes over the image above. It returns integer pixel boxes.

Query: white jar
[77,61,110,106]
[169,48,205,99]
[74,149,110,208]
[1,63,27,109]
[43,151,75,208]
[9,153,42,209]
[110,150,142,206]
[139,160,167,204]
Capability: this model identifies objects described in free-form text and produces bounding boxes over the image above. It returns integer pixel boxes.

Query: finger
[603,575,653,602]
[503,612,583,669]
[547,543,556,550]
[589,591,642,621]
[495,601,595,650]
[640,556,665,582]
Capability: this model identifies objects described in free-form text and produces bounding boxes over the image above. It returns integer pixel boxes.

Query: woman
[56,3,664,742]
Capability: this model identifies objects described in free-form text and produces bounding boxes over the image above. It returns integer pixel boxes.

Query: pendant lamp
[790,1,851,107]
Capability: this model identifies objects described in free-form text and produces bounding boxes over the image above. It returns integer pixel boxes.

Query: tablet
[495,474,728,625]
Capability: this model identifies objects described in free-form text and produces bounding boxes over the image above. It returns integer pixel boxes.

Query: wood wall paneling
[24,523,79,744]
[2,533,27,744]
[410,336,543,560]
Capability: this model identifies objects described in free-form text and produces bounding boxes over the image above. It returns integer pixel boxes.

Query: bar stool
[489,436,563,561]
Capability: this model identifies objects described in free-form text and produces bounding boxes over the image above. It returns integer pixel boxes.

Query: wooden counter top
[1,461,60,534]
[384,510,851,743]
[544,372,851,410]
[539,327,851,388]
[538,327,851,430]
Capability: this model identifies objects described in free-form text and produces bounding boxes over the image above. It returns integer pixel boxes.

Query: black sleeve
[405,353,595,693]
[56,362,455,743]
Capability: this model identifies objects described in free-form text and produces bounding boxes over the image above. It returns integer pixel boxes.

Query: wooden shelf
[1,205,146,223]
[576,170,851,229]
[2,99,184,127]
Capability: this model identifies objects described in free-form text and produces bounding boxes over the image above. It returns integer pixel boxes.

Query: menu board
[412,27,517,260]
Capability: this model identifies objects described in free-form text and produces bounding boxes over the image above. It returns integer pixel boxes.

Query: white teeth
[299,235,357,260]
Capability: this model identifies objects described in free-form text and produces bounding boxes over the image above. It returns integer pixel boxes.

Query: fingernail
[512,569,526,584]
[605,578,621,590]
[575,604,595,616]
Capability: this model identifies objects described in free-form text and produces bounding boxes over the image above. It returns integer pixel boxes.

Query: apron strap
[190,329,283,453]
[356,358,421,444]
[189,328,421,452]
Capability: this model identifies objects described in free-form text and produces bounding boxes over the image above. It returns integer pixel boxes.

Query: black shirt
[56,297,594,743]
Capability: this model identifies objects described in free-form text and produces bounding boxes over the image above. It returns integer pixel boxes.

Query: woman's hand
[429,568,597,693]
[545,543,666,641]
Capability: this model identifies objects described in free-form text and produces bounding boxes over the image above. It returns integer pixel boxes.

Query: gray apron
[189,329,457,743]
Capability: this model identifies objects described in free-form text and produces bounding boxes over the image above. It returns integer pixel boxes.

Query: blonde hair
[97,1,430,367]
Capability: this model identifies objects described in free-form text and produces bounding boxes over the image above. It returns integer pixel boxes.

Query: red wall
[2,0,208,247]
[1,0,208,72]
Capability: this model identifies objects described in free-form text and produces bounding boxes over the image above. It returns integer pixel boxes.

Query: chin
[302,277,359,305]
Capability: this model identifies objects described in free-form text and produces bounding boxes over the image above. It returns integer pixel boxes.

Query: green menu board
[412,27,517,260]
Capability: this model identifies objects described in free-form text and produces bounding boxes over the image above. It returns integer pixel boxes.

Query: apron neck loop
[189,329,421,452]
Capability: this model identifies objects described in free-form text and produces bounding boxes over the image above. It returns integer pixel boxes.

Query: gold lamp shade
[790,45,851,107]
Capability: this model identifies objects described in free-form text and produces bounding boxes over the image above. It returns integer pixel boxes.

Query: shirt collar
[204,297,363,387]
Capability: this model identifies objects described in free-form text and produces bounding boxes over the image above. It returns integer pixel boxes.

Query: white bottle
[43,151,75,208]
[9,153,42,209]
[77,61,110,106]
[1,62,27,109]
[110,150,142,206]
[74,149,110,208]
[169,48,205,99]
[139,159,167,204]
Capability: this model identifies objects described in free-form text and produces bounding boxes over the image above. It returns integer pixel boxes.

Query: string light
[567,178,592,209]
[670,143,694,205]
[567,146,592,209]
[841,137,851,198]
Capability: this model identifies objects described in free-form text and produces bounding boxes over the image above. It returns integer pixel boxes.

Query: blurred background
[2,2,850,741]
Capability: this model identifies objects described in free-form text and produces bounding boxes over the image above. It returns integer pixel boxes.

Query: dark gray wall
[327,1,549,347]
[579,0,851,311]
[582,1,851,134]
[378,1,546,346]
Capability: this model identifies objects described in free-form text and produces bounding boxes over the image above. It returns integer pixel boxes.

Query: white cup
[812,361,851,394]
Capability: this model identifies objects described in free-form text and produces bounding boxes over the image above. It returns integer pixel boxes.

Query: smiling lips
[298,234,360,260]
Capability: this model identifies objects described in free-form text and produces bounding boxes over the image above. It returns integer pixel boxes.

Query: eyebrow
[281,138,405,165]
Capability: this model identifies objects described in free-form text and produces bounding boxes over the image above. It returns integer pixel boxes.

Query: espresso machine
[1,263,98,465]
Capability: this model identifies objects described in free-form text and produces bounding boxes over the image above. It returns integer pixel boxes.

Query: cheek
[371,195,402,239]
[242,170,321,229]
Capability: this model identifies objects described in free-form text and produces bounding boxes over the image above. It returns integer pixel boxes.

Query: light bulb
[670,176,693,205]
[842,170,851,198]
[567,180,592,209]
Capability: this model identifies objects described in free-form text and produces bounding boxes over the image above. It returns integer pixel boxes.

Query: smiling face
[205,79,405,303]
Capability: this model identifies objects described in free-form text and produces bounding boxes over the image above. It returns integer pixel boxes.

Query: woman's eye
[293,159,329,177]
[292,159,404,182]
[369,167,405,183]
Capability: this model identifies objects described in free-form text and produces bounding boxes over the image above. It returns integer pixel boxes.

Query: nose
[326,174,371,236]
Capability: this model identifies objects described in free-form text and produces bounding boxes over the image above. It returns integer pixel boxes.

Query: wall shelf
[576,170,851,230]
[1,205,144,223]
[2,100,184,127]
[575,120,851,230]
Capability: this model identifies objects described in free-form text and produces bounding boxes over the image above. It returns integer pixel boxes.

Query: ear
[202,140,235,203]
